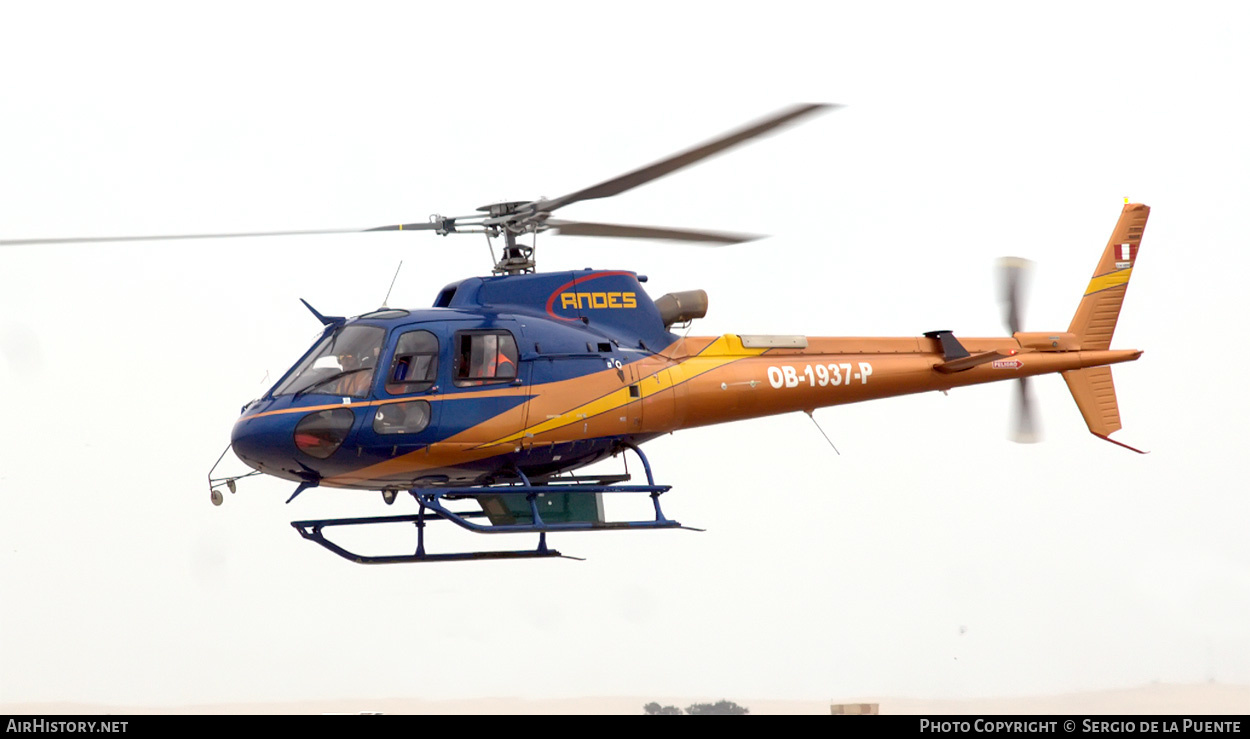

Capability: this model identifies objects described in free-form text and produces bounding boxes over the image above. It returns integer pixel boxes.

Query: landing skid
[290,444,697,564]
[291,511,576,563]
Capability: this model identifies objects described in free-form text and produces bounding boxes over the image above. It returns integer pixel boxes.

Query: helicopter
[1,104,1149,563]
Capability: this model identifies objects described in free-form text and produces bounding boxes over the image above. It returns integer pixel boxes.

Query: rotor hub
[476,201,532,218]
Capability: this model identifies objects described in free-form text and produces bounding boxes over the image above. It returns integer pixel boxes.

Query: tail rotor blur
[998,257,1041,444]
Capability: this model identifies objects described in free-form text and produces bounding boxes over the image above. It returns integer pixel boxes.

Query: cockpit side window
[454,331,518,386]
[386,330,439,395]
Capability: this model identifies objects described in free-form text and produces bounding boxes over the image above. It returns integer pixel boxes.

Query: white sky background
[1,1,1248,707]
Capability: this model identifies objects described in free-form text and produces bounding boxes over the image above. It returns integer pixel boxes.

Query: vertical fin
[1067,203,1150,350]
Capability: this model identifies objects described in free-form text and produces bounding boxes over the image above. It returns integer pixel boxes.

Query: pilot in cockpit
[331,335,381,397]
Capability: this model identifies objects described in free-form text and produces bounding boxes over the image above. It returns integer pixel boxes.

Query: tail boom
[660,337,1141,431]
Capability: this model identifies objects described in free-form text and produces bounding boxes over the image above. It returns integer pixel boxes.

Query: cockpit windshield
[272,324,386,399]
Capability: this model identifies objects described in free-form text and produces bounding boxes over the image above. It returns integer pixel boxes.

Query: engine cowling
[655,290,708,328]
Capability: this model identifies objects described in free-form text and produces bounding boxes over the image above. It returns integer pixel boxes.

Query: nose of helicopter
[231,405,358,481]
[230,412,292,478]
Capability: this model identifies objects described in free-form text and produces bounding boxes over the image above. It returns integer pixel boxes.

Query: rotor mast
[479,201,539,275]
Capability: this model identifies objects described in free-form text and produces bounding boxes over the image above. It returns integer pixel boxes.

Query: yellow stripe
[481,387,635,447]
[476,335,766,448]
[1085,267,1132,295]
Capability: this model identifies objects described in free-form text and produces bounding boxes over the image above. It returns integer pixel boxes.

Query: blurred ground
[5,683,1249,715]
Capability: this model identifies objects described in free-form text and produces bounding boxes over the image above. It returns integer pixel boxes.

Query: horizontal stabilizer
[934,350,1017,374]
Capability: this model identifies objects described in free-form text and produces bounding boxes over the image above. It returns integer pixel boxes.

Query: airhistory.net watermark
[5,720,127,734]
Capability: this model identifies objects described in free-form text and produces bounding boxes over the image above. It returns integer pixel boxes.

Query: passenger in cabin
[460,334,518,385]
[485,338,516,379]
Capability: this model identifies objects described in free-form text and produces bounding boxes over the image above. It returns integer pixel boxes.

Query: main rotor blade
[0,222,444,248]
[536,103,837,214]
[544,219,760,245]
[997,256,1034,334]
[364,221,448,233]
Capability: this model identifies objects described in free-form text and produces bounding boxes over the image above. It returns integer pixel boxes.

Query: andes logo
[558,292,638,310]
[544,270,639,321]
